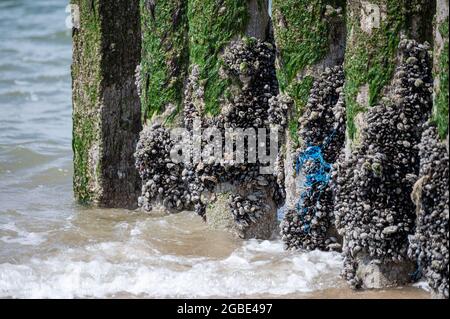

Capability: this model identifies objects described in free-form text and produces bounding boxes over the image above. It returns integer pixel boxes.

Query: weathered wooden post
[343,0,434,144]
[432,0,449,142]
[333,0,436,288]
[408,0,449,299]
[271,0,347,250]
[72,0,142,208]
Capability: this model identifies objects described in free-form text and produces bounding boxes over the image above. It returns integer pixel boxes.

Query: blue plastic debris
[294,130,335,233]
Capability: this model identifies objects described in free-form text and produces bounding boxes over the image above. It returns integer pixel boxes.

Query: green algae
[71,0,102,204]
[272,0,329,92]
[272,1,344,145]
[140,0,189,123]
[188,0,249,116]
[344,0,407,141]
[433,17,449,139]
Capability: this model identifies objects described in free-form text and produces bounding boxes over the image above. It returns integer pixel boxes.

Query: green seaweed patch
[72,114,97,204]
[188,0,249,116]
[285,76,313,147]
[272,0,344,91]
[287,75,314,114]
[288,118,299,147]
[344,0,406,141]
[272,0,344,149]
[433,17,449,140]
[140,0,189,123]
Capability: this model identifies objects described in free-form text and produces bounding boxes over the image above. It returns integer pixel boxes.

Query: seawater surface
[0,0,430,299]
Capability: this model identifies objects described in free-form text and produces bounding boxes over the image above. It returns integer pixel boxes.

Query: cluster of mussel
[332,39,434,287]
[279,66,346,251]
[228,192,271,228]
[186,38,285,223]
[220,37,280,129]
[267,93,292,127]
[408,123,449,298]
[134,124,193,212]
[136,37,285,228]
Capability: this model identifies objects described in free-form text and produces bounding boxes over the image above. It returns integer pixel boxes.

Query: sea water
[0,0,429,299]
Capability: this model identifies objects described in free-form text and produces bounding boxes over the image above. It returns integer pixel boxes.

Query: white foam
[0,222,46,246]
[0,239,343,298]
[130,227,142,236]
[413,280,431,292]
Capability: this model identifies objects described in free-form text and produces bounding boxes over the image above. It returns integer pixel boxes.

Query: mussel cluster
[280,66,346,251]
[183,65,202,131]
[267,93,292,127]
[408,124,449,298]
[297,66,346,160]
[135,37,285,229]
[332,39,433,287]
[228,192,271,228]
[134,124,193,212]
[185,38,285,225]
[220,38,279,129]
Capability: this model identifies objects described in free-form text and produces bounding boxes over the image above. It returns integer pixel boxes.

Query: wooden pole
[72,0,141,208]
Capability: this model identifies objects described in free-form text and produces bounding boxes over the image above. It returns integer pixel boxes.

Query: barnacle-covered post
[72,0,142,208]
[333,0,436,289]
[134,0,192,213]
[344,0,434,143]
[184,0,284,239]
[271,0,347,250]
[408,0,449,299]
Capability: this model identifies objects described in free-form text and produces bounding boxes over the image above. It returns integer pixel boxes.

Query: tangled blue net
[294,130,335,233]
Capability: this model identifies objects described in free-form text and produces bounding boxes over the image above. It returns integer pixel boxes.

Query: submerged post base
[354,253,415,289]
[204,183,278,240]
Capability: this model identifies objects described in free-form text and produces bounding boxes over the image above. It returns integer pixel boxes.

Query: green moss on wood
[286,75,314,146]
[344,1,407,140]
[140,0,189,123]
[344,0,435,141]
[288,75,314,114]
[72,115,97,203]
[272,1,344,147]
[272,0,345,90]
[288,118,299,146]
[272,0,329,91]
[72,0,102,203]
[433,17,449,139]
[188,0,249,115]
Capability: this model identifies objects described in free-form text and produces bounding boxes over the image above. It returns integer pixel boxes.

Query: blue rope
[294,130,335,233]
[410,262,423,281]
